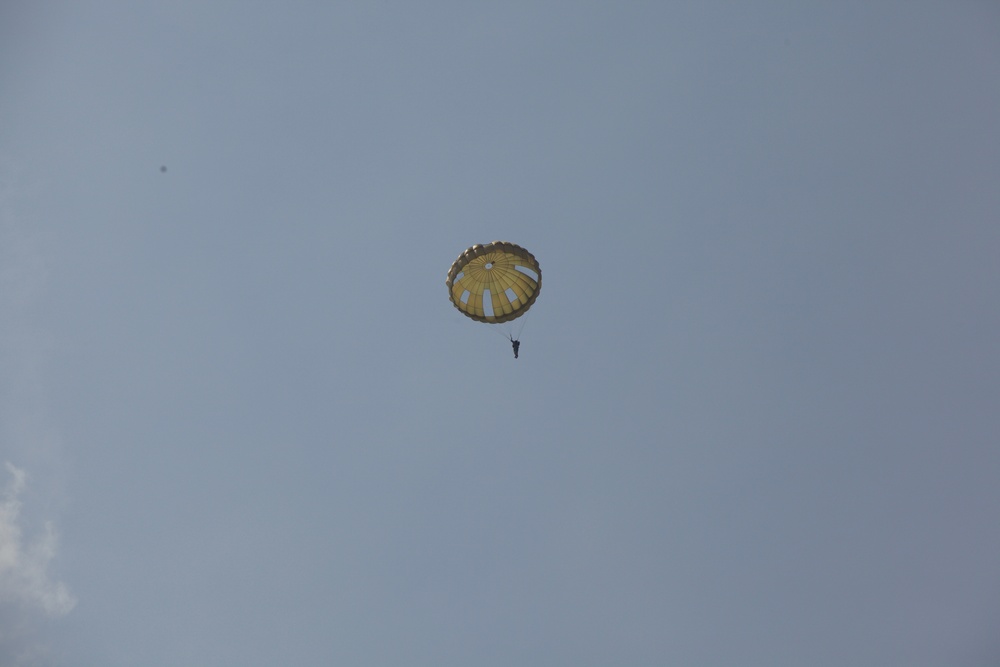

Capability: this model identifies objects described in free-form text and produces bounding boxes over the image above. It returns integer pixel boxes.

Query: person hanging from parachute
[446,241,541,359]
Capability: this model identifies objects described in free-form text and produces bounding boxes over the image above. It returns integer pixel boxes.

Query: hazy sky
[2,3,999,666]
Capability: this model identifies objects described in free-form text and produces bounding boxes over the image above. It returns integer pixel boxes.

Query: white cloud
[0,463,75,617]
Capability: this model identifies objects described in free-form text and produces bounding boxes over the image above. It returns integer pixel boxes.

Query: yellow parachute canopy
[446,242,541,323]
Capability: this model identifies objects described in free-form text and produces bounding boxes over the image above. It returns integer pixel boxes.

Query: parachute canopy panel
[446,241,541,323]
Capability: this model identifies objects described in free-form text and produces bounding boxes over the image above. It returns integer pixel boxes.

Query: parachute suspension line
[511,305,533,341]
[487,323,512,341]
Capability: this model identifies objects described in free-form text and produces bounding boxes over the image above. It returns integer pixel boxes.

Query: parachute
[446,241,541,353]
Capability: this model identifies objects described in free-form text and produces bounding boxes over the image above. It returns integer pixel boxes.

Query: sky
[1,2,999,665]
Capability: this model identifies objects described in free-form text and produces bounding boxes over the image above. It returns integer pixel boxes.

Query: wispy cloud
[0,463,75,616]
[0,463,75,666]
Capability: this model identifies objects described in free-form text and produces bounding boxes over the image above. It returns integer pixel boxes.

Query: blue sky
[2,3,999,665]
